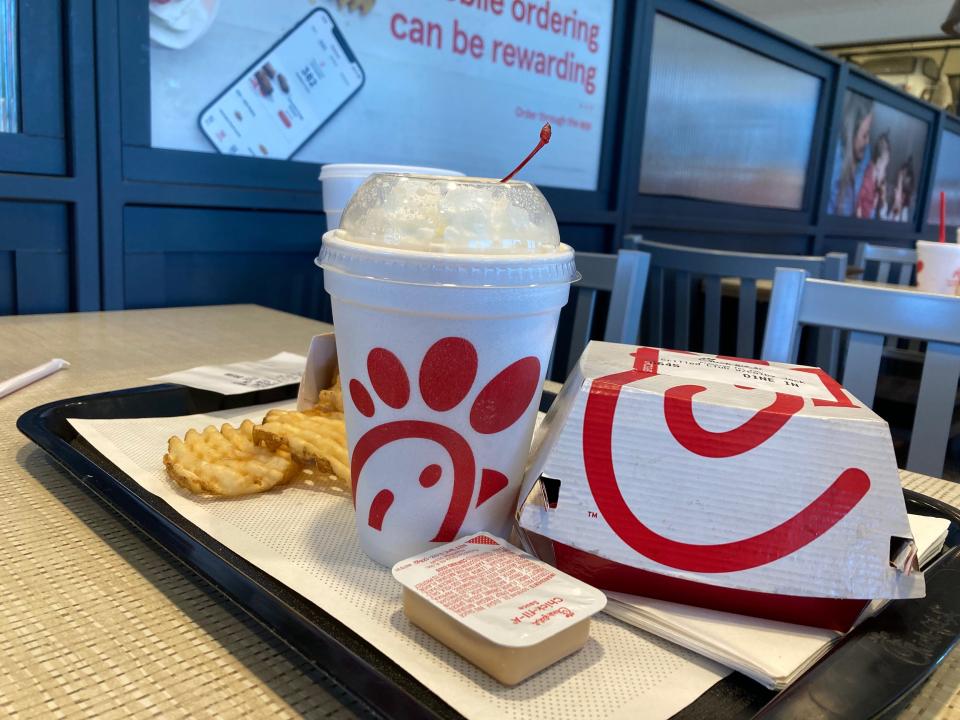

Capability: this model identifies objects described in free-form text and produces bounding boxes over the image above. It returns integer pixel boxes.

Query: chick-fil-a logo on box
[581,347,871,573]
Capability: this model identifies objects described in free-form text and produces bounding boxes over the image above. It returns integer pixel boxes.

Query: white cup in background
[915,240,960,296]
[319,163,464,230]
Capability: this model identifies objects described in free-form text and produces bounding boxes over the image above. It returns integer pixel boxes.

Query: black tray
[18,383,960,720]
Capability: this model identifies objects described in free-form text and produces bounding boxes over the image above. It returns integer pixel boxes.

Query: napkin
[150,352,307,395]
[604,513,951,690]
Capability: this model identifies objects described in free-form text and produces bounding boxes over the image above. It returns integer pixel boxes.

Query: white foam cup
[319,163,463,230]
[916,240,960,295]
[318,174,576,566]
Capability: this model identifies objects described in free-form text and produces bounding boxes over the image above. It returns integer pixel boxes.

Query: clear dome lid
[337,173,562,255]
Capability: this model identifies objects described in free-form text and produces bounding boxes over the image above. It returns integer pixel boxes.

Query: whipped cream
[336,173,562,255]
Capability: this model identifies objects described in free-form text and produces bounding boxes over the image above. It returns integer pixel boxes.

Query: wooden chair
[628,236,847,372]
[762,267,960,478]
[549,250,650,381]
[854,242,918,286]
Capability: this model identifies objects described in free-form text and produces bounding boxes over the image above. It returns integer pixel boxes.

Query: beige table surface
[1,305,958,719]
[719,275,960,301]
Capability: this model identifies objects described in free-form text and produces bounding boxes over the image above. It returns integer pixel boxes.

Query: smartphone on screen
[199,9,364,160]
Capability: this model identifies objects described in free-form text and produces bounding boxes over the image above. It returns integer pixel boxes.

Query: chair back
[762,267,960,477]
[854,242,918,285]
[553,250,650,378]
[854,242,922,360]
[629,236,847,370]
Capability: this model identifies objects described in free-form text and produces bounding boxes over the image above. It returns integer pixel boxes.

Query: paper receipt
[150,352,307,395]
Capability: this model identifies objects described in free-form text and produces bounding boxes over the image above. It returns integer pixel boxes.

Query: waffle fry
[314,371,344,415]
[163,420,301,497]
[254,409,350,488]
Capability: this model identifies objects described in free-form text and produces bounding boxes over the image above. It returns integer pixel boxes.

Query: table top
[844,278,960,295]
[1,305,957,719]
[719,275,960,300]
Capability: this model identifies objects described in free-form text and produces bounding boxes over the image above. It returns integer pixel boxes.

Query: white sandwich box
[515,342,924,631]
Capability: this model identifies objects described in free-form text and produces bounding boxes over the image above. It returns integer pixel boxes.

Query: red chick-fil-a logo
[349,337,541,542]
[581,348,870,573]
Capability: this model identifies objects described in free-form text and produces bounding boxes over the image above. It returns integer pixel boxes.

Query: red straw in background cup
[940,191,946,243]
[501,123,552,183]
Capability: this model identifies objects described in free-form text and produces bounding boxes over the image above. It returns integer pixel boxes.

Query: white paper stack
[150,352,306,395]
[604,513,951,690]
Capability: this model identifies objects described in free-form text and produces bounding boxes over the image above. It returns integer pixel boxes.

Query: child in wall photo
[856,132,891,219]
[879,160,914,222]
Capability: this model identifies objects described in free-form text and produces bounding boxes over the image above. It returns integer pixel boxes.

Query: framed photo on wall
[826,89,928,224]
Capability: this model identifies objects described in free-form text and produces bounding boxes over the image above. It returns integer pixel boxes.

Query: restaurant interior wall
[0,0,957,320]
[624,0,947,261]
[0,0,98,314]
[96,0,634,321]
[826,38,960,115]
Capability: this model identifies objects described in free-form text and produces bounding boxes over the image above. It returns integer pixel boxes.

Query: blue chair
[855,241,922,363]
[854,241,918,286]
[628,236,847,373]
[550,250,650,380]
[762,267,960,478]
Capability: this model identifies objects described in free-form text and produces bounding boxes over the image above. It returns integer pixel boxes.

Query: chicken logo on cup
[582,348,871,573]
[349,337,541,542]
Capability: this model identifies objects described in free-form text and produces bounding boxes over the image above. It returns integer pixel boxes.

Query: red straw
[501,123,552,183]
[940,191,946,243]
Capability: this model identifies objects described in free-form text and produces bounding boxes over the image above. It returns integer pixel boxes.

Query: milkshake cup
[916,240,960,295]
[318,173,576,566]
[319,163,463,230]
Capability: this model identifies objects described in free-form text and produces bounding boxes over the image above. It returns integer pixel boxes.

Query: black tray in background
[17,383,960,720]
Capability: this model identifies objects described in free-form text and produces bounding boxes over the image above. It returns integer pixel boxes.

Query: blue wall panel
[123,206,330,320]
[0,252,15,314]
[0,201,71,314]
[15,250,70,313]
[558,224,613,254]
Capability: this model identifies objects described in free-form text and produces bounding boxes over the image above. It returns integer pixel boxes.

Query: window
[639,14,821,210]
[0,0,17,133]
[927,130,960,227]
[861,57,916,76]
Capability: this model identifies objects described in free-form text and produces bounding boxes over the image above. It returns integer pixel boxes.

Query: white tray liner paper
[68,404,728,720]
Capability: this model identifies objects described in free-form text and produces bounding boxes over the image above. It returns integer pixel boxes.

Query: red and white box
[516,343,924,631]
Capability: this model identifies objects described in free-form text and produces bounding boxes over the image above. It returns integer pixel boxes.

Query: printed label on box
[650,351,847,402]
